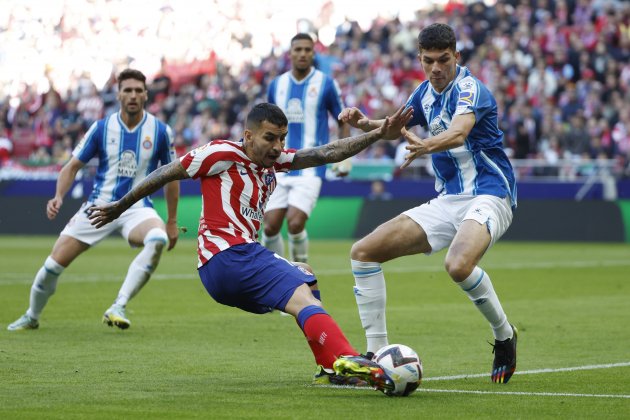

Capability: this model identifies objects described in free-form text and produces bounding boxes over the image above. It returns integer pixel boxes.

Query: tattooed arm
[291,105,413,170]
[88,160,189,228]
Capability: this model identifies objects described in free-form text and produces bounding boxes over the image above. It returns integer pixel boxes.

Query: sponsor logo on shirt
[285,98,305,123]
[118,150,137,177]
[241,206,264,221]
[429,116,446,136]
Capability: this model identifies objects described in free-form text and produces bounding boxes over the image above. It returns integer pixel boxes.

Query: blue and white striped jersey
[73,111,176,208]
[406,65,517,208]
[267,67,344,177]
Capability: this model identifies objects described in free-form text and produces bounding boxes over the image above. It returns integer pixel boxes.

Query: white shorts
[60,201,162,246]
[402,194,513,255]
[265,174,323,216]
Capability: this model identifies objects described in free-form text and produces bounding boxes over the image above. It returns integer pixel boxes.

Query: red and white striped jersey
[180,139,295,267]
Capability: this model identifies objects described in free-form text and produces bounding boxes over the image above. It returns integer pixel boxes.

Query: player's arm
[291,105,412,170]
[89,160,189,228]
[47,157,85,220]
[163,179,180,251]
[338,107,405,140]
[400,112,476,169]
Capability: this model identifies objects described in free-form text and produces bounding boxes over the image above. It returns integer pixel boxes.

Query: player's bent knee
[350,240,376,262]
[444,257,474,282]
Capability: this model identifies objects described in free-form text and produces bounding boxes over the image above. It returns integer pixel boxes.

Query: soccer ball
[373,344,423,397]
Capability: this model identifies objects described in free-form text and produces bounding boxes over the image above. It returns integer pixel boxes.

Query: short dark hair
[418,23,456,52]
[291,33,314,46]
[117,69,147,89]
[246,103,288,129]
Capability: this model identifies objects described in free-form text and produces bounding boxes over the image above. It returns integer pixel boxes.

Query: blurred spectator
[0,0,628,180]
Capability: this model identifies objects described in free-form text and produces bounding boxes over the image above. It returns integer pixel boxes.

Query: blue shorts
[198,242,317,314]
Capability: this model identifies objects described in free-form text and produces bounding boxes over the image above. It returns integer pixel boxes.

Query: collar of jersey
[289,67,315,84]
[117,110,147,133]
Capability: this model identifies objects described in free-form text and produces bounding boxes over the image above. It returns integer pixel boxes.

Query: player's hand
[165,220,179,251]
[338,107,371,132]
[400,127,429,169]
[87,202,123,228]
[378,106,413,141]
[46,197,63,220]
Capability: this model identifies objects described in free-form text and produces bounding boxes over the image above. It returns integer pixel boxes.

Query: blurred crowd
[0,0,629,180]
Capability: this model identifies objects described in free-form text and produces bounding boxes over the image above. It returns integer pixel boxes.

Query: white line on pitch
[2,259,630,285]
[425,361,630,381]
[419,389,630,399]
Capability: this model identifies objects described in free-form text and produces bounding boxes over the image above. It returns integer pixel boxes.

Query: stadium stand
[0,0,629,186]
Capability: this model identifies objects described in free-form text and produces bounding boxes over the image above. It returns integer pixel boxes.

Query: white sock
[262,232,285,257]
[458,266,513,341]
[351,259,388,353]
[114,228,167,307]
[288,230,308,263]
[27,256,64,320]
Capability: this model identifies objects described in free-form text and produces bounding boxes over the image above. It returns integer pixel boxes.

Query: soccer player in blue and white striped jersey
[340,23,519,384]
[7,69,180,332]
[262,33,349,263]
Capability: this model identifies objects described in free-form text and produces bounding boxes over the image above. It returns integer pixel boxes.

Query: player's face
[118,79,148,116]
[290,39,314,72]
[244,121,287,168]
[418,49,460,93]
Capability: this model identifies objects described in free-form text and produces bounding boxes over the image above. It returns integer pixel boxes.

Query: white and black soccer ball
[373,344,423,396]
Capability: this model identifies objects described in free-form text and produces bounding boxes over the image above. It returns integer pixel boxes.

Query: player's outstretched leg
[491,324,518,383]
[312,365,369,387]
[333,355,394,394]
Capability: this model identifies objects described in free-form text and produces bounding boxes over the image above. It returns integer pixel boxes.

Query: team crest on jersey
[308,86,318,97]
[142,136,153,149]
[264,173,275,185]
[118,150,137,177]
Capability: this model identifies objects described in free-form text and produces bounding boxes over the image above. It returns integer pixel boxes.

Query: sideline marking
[419,388,630,399]
[312,362,630,399]
[425,361,630,381]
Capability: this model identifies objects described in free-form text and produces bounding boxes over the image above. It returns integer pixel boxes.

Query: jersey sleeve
[455,76,492,121]
[267,78,276,104]
[324,78,344,120]
[72,121,102,163]
[157,123,176,165]
[273,148,296,173]
[179,142,236,179]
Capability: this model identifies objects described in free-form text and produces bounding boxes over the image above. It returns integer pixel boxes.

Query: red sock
[301,313,358,369]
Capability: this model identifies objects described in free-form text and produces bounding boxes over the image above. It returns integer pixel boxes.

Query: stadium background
[0,0,629,241]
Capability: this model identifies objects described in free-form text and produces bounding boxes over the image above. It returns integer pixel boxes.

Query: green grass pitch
[1,236,629,419]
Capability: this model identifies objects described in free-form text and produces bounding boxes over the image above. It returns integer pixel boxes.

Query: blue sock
[312,290,321,301]
[297,305,327,330]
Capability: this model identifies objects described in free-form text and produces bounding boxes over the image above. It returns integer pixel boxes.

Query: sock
[288,230,308,263]
[298,306,358,369]
[27,256,65,320]
[114,228,167,307]
[351,259,388,354]
[458,266,513,341]
[262,232,285,257]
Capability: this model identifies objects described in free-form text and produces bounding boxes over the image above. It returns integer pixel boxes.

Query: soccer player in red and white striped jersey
[89,103,412,387]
